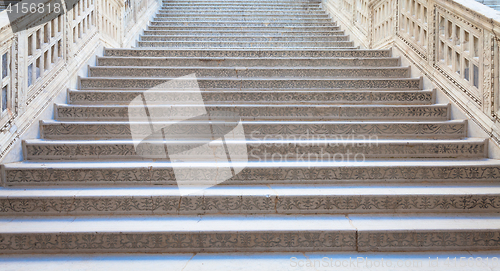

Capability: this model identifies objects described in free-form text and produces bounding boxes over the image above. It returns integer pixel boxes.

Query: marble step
[2,159,499,186]
[39,120,466,140]
[162,0,322,2]
[154,13,331,18]
[23,138,486,161]
[68,89,434,105]
[148,21,335,27]
[160,2,321,6]
[161,0,323,1]
[161,2,321,6]
[103,48,390,58]
[1,214,500,253]
[136,40,354,48]
[151,17,331,23]
[158,8,323,13]
[5,252,500,270]
[142,30,345,36]
[157,9,327,15]
[139,35,350,42]
[156,10,324,15]
[1,214,499,253]
[158,6,323,10]
[161,0,322,2]
[88,66,410,78]
[96,56,399,67]
[159,4,321,8]
[159,2,322,6]
[54,104,448,121]
[0,184,498,216]
[0,215,353,253]
[151,18,332,24]
[79,77,421,90]
[146,25,341,31]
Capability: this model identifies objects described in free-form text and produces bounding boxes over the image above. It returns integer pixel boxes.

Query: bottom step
[0,214,500,253]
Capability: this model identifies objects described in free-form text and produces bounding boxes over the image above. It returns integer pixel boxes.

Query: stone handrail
[0,0,159,162]
[323,0,500,148]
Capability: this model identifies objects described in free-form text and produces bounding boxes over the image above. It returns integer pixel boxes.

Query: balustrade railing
[323,0,500,147]
[0,0,159,161]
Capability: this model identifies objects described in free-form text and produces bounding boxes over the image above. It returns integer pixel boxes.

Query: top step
[162,0,322,2]
[161,2,322,5]
[162,0,322,3]
[158,6,323,11]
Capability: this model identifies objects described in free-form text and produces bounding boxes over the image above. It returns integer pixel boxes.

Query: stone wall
[323,0,500,149]
[0,0,159,162]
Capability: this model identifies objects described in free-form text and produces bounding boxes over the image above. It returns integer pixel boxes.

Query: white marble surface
[2,252,500,271]
[0,215,354,233]
[2,184,500,197]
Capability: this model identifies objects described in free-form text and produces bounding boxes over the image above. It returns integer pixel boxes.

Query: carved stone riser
[103,48,390,58]
[151,18,332,23]
[0,231,355,254]
[148,22,333,28]
[136,40,355,48]
[3,162,497,186]
[161,0,322,2]
[147,25,341,31]
[68,90,433,105]
[88,67,409,78]
[157,10,327,15]
[55,104,447,121]
[79,78,421,90]
[158,6,323,11]
[1,229,500,253]
[154,13,331,18]
[40,121,465,140]
[24,138,485,160]
[0,193,498,216]
[160,2,322,6]
[161,0,323,2]
[139,35,350,42]
[142,30,345,36]
[96,56,399,68]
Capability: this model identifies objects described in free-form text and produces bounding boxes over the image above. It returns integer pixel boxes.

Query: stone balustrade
[0,0,159,162]
[323,0,500,148]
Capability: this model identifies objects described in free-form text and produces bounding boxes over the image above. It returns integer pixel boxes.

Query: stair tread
[25,137,484,143]
[5,158,498,168]
[1,214,500,233]
[91,66,405,69]
[82,76,416,80]
[42,119,463,124]
[1,184,499,197]
[69,88,429,92]
[56,103,442,107]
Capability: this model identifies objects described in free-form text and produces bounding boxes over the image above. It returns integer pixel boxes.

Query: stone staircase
[475,0,500,11]
[1,0,500,254]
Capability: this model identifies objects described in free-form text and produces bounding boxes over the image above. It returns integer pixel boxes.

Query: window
[1,53,7,79]
[1,86,7,112]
